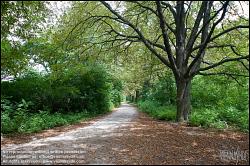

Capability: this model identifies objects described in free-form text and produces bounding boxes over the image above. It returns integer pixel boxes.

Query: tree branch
[198,55,249,72]
[187,1,229,76]
[198,71,248,87]
[130,1,157,15]
[198,71,249,77]
[160,1,176,19]
[206,44,235,49]
[101,18,167,52]
[100,1,171,68]
[187,1,228,54]
[155,1,178,74]
[191,25,249,52]
[185,1,206,58]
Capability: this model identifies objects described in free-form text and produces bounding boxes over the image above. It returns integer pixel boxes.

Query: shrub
[218,107,240,124]
[62,65,112,113]
[218,107,249,131]
[210,120,228,129]
[1,64,122,114]
[140,73,176,105]
[155,107,176,121]
[1,71,48,108]
[1,97,107,134]
[138,100,160,113]
[191,76,249,110]
[189,107,249,132]
[189,108,219,128]
[1,97,32,133]
[136,74,248,132]
[1,64,124,134]
[19,115,45,133]
[138,100,176,121]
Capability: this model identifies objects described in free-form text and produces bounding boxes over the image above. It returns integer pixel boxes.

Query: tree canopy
[56,1,249,121]
[1,1,249,122]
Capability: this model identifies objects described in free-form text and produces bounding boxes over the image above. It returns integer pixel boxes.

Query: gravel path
[1,103,249,165]
[1,103,138,165]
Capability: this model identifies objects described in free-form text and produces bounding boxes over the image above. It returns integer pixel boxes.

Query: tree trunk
[176,78,192,122]
[135,90,139,102]
[131,95,135,102]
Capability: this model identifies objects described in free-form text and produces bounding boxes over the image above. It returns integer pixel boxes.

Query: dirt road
[1,103,249,165]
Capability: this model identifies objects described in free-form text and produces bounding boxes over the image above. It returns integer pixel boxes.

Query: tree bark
[176,78,191,122]
[135,90,139,102]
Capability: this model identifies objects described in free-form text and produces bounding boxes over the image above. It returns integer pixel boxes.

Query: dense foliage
[136,74,249,132]
[1,97,103,133]
[1,65,123,134]
[1,1,49,78]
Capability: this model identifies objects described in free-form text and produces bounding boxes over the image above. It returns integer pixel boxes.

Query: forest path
[1,103,249,165]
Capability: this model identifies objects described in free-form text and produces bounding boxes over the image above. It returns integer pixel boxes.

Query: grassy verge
[137,100,249,132]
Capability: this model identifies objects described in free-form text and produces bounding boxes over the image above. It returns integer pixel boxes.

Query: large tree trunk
[175,78,192,122]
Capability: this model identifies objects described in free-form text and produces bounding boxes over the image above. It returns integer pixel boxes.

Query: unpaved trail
[1,103,138,165]
[1,103,249,165]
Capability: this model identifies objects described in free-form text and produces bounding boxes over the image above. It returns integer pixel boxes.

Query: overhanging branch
[192,25,249,52]
[100,1,171,68]
[198,55,249,72]
[198,71,249,87]
[187,1,229,76]
[155,1,177,74]
[198,71,249,77]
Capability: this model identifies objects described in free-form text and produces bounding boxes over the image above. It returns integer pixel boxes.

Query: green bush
[189,107,249,132]
[60,65,113,113]
[1,71,49,108]
[138,100,176,121]
[140,74,176,105]
[218,107,240,124]
[1,97,32,133]
[1,64,122,114]
[19,115,45,133]
[110,77,123,107]
[238,114,249,132]
[155,108,176,121]
[191,76,249,110]
[1,64,124,134]
[1,97,106,134]
[210,120,228,129]
[189,108,219,128]
[218,107,249,131]
[137,100,160,113]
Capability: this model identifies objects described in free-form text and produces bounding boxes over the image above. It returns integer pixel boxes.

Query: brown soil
[110,111,249,165]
